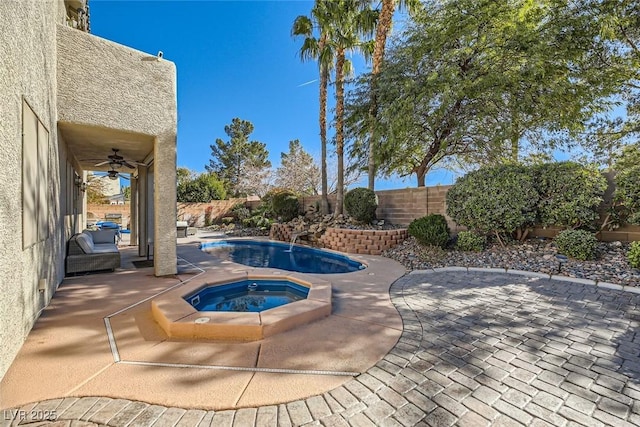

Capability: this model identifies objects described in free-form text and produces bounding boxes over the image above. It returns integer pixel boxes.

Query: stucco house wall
[0,0,179,383]
[0,0,67,382]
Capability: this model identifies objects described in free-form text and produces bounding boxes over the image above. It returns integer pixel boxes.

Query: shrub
[271,190,300,222]
[613,166,640,226]
[230,203,251,221]
[533,162,607,229]
[344,187,378,223]
[554,229,598,261]
[408,214,450,248]
[628,241,640,269]
[242,215,272,229]
[456,231,486,252]
[446,164,538,244]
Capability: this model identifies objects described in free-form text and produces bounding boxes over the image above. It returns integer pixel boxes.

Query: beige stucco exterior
[0,0,178,381]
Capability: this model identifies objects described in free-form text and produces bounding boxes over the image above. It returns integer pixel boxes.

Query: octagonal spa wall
[151,272,331,341]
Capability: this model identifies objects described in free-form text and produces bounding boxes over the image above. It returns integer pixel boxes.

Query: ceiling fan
[94,148,141,170]
[106,169,130,181]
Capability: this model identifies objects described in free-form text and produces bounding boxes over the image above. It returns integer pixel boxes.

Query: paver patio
[2,266,640,426]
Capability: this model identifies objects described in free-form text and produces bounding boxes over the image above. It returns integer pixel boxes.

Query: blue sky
[90,0,459,190]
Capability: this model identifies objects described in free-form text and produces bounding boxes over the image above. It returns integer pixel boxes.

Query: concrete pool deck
[3,231,640,426]
[0,239,406,411]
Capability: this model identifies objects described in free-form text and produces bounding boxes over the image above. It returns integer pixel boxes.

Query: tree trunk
[319,39,329,215]
[367,0,395,191]
[510,104,519,162]
[334,50,346,215]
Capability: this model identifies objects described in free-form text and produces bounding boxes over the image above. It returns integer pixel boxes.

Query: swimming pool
[200,240,365,274]
[186,279,309,312]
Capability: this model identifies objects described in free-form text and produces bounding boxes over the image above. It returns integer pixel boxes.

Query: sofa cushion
[92,244,119,253]
[75,233,94,254]
[84,229,117,244]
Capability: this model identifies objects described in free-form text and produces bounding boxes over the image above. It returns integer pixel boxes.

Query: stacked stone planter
[269,223,293,242]
[320,228,408,256]
[270,223,408,256]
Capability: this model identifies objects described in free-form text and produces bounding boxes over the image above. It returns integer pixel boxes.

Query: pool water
[186,279,309,312]
[200,240,365,274]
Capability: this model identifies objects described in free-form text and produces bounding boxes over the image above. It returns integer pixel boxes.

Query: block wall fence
[88,185,640,242]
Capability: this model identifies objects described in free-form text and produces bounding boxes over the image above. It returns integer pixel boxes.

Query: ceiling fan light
[108,174,118,180]
[109,161,122,170]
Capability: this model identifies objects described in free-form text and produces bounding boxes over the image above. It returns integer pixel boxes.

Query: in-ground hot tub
[186,279,310,312]
[151,272,331,341]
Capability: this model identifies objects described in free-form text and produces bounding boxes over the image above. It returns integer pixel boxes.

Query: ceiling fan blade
[94,160,109,166]
[122,160,136,169]
[119,174,130,180]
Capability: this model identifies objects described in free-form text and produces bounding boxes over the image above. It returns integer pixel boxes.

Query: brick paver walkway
[4,271,640,426]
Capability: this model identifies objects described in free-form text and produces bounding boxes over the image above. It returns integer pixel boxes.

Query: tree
[324,0,377,214]
[122,186,131,201]
[177,170,226,203]
[347,0,627,185]
[366,0,421,190]
[205,118,271,197]
[236,163,274,198]
[177,167,193,187]
[86,174,108,204]
[293,3,335,213]
[275,140,321,195]
[577,0,640,165]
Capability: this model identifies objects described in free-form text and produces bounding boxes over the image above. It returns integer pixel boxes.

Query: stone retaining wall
[320,228,408,256]
[270,224,408,256]
[320,228,409,255]
[269,223,294,243]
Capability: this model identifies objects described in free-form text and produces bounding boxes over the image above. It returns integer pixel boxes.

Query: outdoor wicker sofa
[66,229,121,274]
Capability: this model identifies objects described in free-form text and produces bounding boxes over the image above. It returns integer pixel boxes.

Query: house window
[22,99,49,249]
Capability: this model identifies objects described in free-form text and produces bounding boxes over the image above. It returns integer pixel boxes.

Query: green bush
[614,166,640,226]
[177,172,226,203]
[446,164,538,243]
[456,231,486,252]
[533,162,607,229]
[408,214,450,248]
[271,190,300,222]
[554,229,598,261]
[242,215,272,229]
[230,203,251,221]
[344,187,378,223]
[628,241,640,269]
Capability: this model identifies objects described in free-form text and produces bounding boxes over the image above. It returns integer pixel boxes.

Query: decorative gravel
[383,236,640,286]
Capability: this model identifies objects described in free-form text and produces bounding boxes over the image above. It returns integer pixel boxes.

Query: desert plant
[554,229,598,261]
[344,187,377,223]
[271,190,300,222]
[446,164,538,245]
[230,203,251,221]
[456,231,486,252]
[408,214,450,248]
[533,162,607,229]
[628,241,640,269]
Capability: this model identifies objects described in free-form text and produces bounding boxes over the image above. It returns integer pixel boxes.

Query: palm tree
[324,0,377,214]
[292,5,334,214]
[367,0,421,190]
